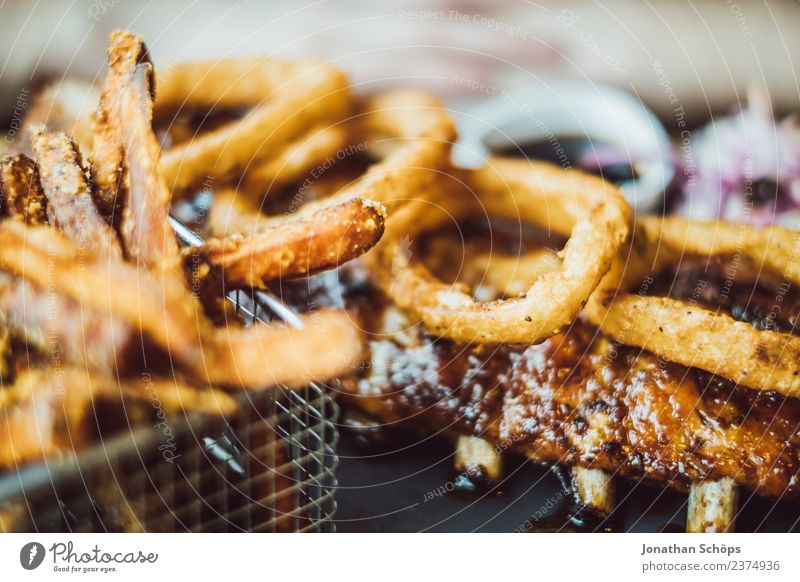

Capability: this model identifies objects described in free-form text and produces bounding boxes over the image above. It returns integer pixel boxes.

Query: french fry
[0,221,363,391]
[0,368,237,469]
[31,129,122,257]
[92,29,150,224]
[192,196,385,287]
[118,63,181,272]
[0,154,48,225]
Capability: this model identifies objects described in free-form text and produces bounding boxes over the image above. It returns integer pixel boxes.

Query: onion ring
[160,61,350,195]
[239,124,348,194]
[584,216,800,396]
[155,58,315,114]
[378,157,631,344]
[200,90,451,289]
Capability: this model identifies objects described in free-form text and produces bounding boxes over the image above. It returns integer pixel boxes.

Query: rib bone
[686,478,739,532]
[454,435,502,482]
[571,467,615,516]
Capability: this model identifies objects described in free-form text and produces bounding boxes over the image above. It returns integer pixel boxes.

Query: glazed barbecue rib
[278,263,800,502]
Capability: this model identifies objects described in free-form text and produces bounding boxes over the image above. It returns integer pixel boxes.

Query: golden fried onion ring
[585,216,800,397]
[159,60,350,195]
[381,157,631,344]
[256,90,457,226]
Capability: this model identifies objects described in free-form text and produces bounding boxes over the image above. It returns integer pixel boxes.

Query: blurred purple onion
[673,86,800,229]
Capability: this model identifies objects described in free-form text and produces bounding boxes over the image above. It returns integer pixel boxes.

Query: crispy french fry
[0,222,363,391]
[118,63,181,272]
[32,129,122,257]
[0,368,237,469]
[192,196,385,287]
[0,154,48,225]
[92,30,150,223]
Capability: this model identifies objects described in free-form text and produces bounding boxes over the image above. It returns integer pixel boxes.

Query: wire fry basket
[0,221,340,533]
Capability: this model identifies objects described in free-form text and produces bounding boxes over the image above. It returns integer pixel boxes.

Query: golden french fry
[193,196,385,288]
[92,29,150,223]
[32,129,122,257]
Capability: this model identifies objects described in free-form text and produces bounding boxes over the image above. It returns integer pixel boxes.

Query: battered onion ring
[380,157,631,344]
[254,90,457,226]
[584,216,800,397]
[156,58,312,114]
[160,60,350,195]
[239,124,348,194]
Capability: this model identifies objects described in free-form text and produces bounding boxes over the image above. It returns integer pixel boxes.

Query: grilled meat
[276,261,800,501]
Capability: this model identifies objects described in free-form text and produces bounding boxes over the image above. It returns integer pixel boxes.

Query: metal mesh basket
[0,221,340,533]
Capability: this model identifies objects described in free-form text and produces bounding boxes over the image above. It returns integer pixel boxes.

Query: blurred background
[1,0,799,129]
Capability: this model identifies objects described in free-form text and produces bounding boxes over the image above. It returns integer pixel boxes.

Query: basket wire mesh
[0,219,339,533]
